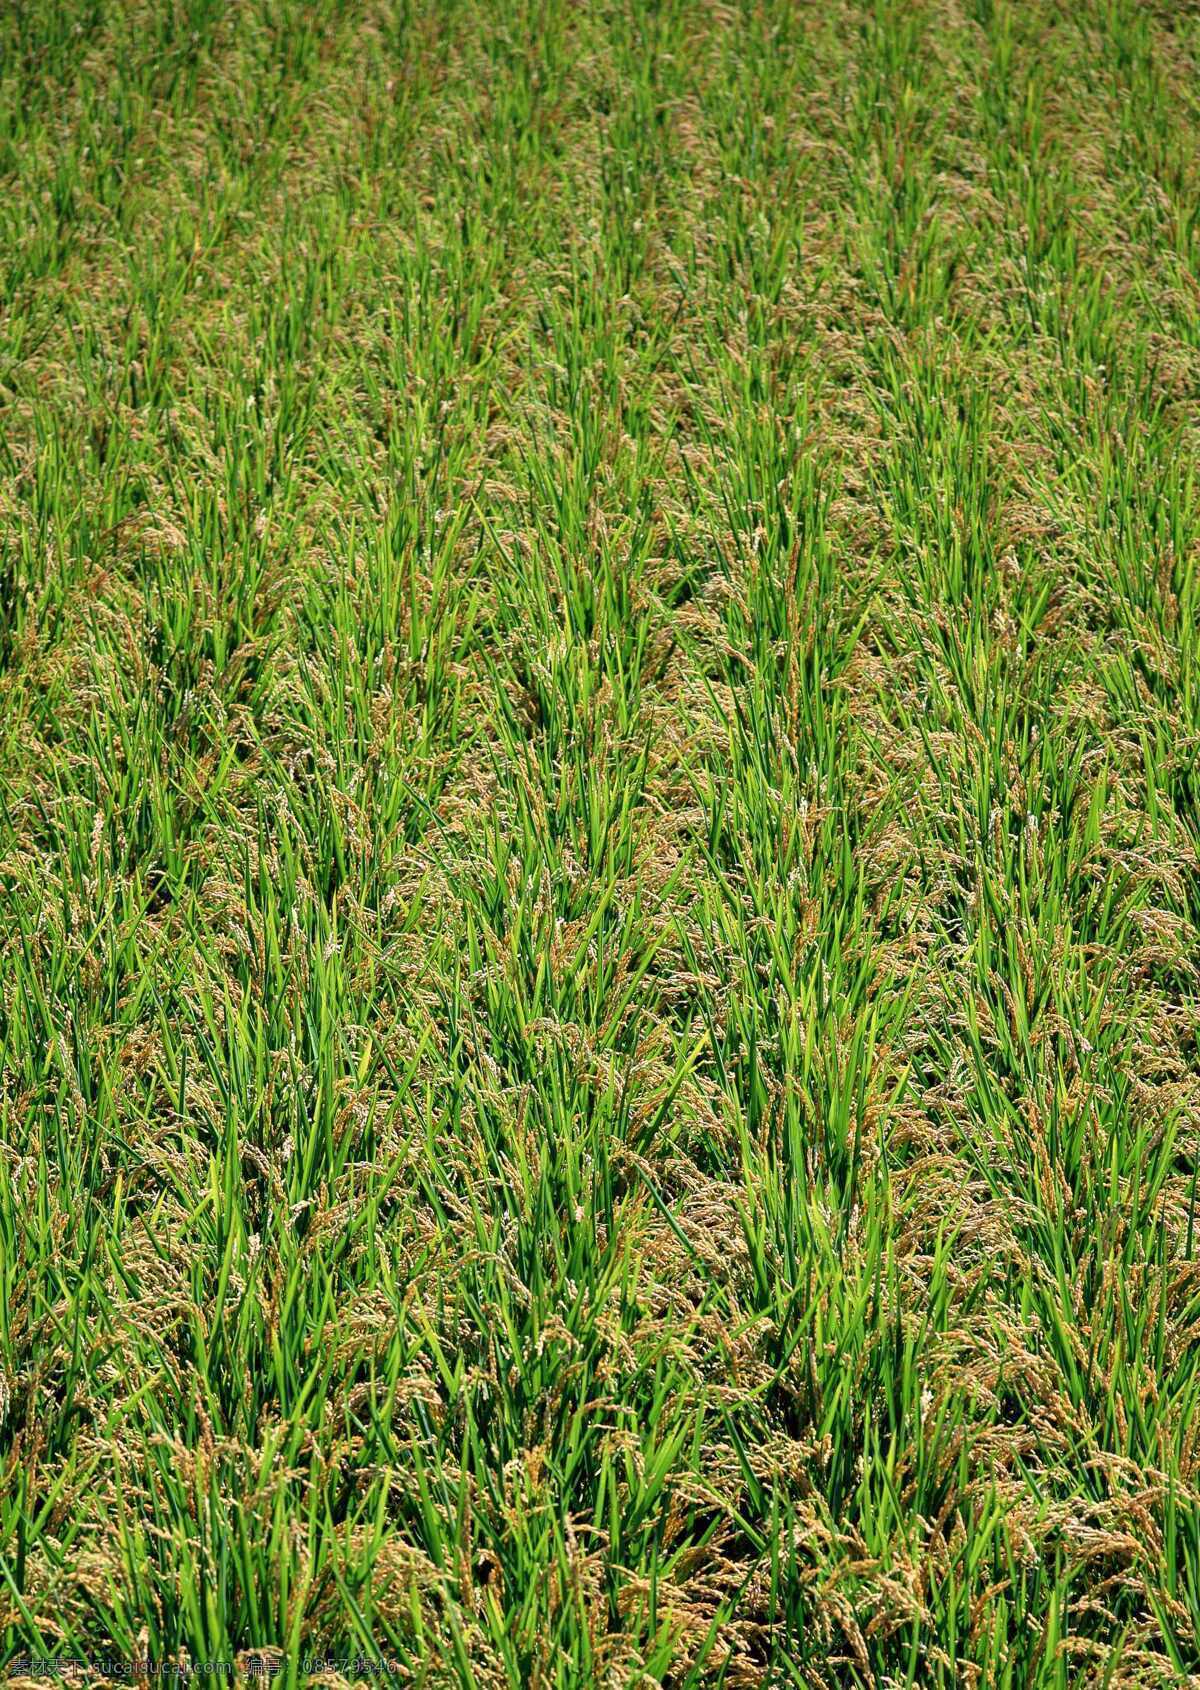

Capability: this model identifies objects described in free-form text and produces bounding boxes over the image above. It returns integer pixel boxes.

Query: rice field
[3,1,1200,1684]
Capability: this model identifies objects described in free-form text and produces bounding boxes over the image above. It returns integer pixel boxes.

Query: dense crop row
[2,2,1200,1684]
